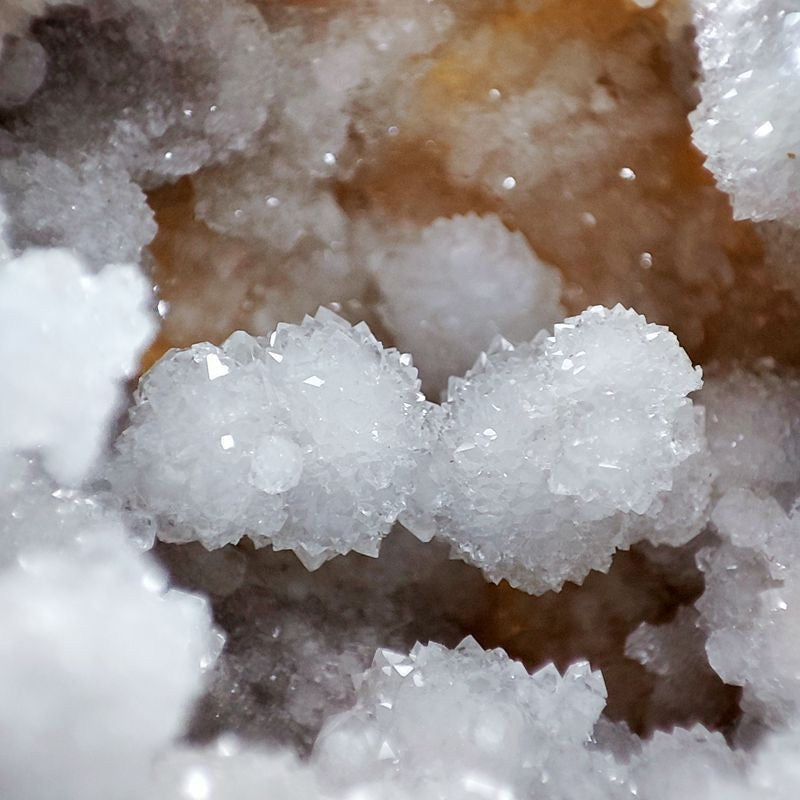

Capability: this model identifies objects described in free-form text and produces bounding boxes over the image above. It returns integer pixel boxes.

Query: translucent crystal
[362,213,563,395]
[702,725,800,800]
[697,488,800,728]
[700,367,800,498]
[151,738,321,800]
[627,725,743,800]
[0,153,157,267]
[112,309,433,566]
[312,636,621,799]
[0,0,274,265]
[404,304,710,593]
[173,529,486,754]
[0,454,134,566]
[690,0,800,223]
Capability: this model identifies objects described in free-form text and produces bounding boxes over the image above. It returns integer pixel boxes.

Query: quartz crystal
[0,0,273,265]
[312,636,621,799]
[362,213,564,395]
[700,367,800,498]
[5,0,800,796]
[170,528,487,754]
[690,0,800,224]
[404,304,710,593]
[112,308,433,566]
[151,738,322,800]
[697,488,800,728]
[700,726,800,800]
[626,725,743,800]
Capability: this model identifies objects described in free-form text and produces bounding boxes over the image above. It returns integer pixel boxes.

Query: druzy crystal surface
[5,0,800,797]
[363,212,564,394]
[404,304,709,592]
[112,308,432,567]
[691,0,800,224]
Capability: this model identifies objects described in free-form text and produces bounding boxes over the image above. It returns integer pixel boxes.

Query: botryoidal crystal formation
[5,0,800,798]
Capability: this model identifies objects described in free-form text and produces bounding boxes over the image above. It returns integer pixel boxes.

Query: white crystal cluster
[171,528,486,753]
[700,367,800,498]
[151,740,322,800]
[114,302,709,591]
[112,308,432,567]
[362,213,564,394]
[7,0,800,798]
[0,530,220,800]
[404,304,709,592]
[697,490,800,728]
[313,636,616,799]
[189,0,454,340]
[690,0,800,225]
[0,0,273,265]
[0,247,156,484]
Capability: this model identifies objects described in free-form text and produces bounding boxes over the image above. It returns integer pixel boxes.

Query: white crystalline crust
[0,0,274,265]
[700,367,800,497]
[0,247,156,484]
[0,527,220,800]
[312,636,621,800]
[700,726,800,800]
[404,304,710,593]
[4,0,273,182]
[626,725,743,800]
[151,739,322,800]
[690,0,800,224]
[112,308,433,567]
[177,529,486,753]
[697,488,800,728]
[362,213,564,395]
[0,454,139,565]
[190,0,455,331]
[0,152,157,267]
[193,0,453,248]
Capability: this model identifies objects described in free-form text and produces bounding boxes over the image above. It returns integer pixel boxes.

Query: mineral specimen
[171,528,487,753]
[312,636,620,799]
[0,526,220,800]
[362,213,564,394]
[697,488,800,729]
[404,304,710,593]
[0,247,155,484]
[4,0,800,797]
[0,0,273,265]
[700,366,800,498]
[691,0,800,224]
[112,308,433,566]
